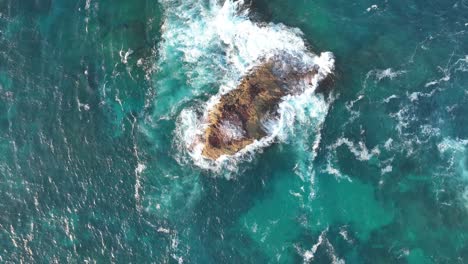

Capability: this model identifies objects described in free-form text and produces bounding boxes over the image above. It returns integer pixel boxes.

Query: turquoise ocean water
[0,0,467,263]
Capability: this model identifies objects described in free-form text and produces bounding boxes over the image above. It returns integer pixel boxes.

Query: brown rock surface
[201,60,318,160]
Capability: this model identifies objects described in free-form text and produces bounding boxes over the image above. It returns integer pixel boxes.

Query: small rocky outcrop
[201,59,318,160]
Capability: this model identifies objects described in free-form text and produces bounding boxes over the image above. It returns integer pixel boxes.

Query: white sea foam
[119,48,133,65]
[424,53,468,88]
[384,138,394,150]
[454,55,468,72]
[437,138,468,208]
[366,5,379,12]
[381,165,393,174]
[437,138,468,176]
[302,229,327,262]
[339,226,353,244]
[389,106,412,137]
[157,227,170,234]
[330,138,380,161]
[219,120,245,142]
[322,152,352,182]
[344,95,364,125]
[160,0,335,171]
[299,228,345,264]
[85,0,91,10]
[437,138,468,154]
[382,94,398,103]
[366,68,406,82]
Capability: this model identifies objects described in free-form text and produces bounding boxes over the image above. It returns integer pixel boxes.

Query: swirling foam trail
[158,0,335,171]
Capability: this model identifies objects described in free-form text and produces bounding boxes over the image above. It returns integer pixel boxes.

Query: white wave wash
[437,138,468,209]
[159,0,335,170]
